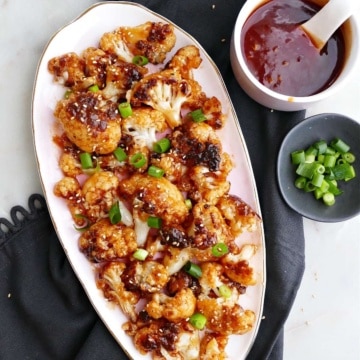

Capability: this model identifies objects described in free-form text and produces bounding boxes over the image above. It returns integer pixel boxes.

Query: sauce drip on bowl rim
[241,0,345,97]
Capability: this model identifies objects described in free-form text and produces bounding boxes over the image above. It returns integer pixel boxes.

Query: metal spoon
[301,0,358,50]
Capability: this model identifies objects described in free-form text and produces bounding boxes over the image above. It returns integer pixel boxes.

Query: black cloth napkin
[0,1,305,359]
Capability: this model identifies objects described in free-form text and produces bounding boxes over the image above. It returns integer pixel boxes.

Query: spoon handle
[301,0,358,49]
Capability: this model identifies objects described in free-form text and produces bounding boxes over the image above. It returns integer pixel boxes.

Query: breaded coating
[54,91,121,154]
[97,261,140,322]
[199,333,228,360]
[58,152,82,177]
[146,288,196,322]
[79,218,137,262]
[119,173,189,225]
[82,171,119,222]
[100,21,176,64]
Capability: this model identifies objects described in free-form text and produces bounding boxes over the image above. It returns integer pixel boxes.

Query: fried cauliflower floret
[58,152,82,177]
[82,171,119,222]
[54,91,121,154]
[189,152,233,205]
[170,122,223,172]
[100,22,176,64]
[79,218,137,262]
[188,202,234,251]
[221,244,258,286]
[119,173,188,225]
[129,319,199,359]
[146,288,196,322]
[121,260,169,293]
[101,59,148,100]
[166,45,202,79]
[162,247,192,276]
[127,69,192,128]
[217,194,260,236]
[198,262,229,297]
[54,176,81,199]
[97,262,140,322]
[121,107,168,150]
[199,333,228,360]
[48,52,93,89]
[197,296,256,335]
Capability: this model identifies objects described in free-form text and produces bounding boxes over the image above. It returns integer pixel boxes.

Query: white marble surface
[1,1,359,359]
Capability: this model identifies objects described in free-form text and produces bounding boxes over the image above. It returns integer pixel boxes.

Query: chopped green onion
[190,109,207,123]
[296,162,316,179]
[314,140,327,154]
[64,89,72,99]
[130,153,146,168]
[79,152,93,169]
[153,138,171,153]
[109,201,121,224]
[330,138,350,154]
[148,165,165,178]
[185,199,192,209]
[183,261,202,279]
[323,192,335,206]
[88,84,99,92]
[304,181,316,192]
[118,102,133,118]
[211,243,229,257]
[73,214,90,232]
[218,284,232,299]
[133,248,149,261]
[294,176,307,189]
[189,313,207,330]
[342,152,356,164]
[132,55,149,66]
[311,173,324,187]
[291,150,305,165]
[323,154,336,168]
[113,147,127,162]
[147,216,162,229]
[332,163,355,180]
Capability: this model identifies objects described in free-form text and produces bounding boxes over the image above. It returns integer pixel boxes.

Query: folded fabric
[0,1,305,359]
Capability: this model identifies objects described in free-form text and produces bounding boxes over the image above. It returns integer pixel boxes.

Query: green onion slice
[79,152,93,169]
[218,284,232,299]
[291,150,305,165]
[190,109,207,123]
[323,192,335,206]
[147,216,162,229]
[64,89,72,99]
[73,214,90,232]
[118,102,133,118]
[132,55,149,66]
[130,153,146,168]
[133,248,149,261]
[113,147,127,162]
[211,243,229,257]
[109,201,121,224]
[330,138,350,154]
[153,138,171,153]
[88,84,99,92]
[183,261,202,279]
[148,165,165,178]
[189,313,207,330]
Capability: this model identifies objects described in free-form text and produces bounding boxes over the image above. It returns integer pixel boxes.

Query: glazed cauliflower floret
[130,319,199,359]
[170,122,224,172]
[119,173,189,225]
[54,176,81,199]
[79,218,137,262]
[162,247,192,276]
[58,152,82,177]
[146,288,196,322]
[121,260,169,293]
[188,202,234,251]
[100,21,176,64]
[54,91,121,154]
[101,59,148,100]
[221,244,258,286]
[198,262,231,298]
[199,332,228,360]
[82,171,119,222]
[166,45,202,79]
[127,69,192,128]
[121,107,168,150]
[97,261,140,322]
[197,296,256,335]
[217,194,260,236]
[48,52,93,89]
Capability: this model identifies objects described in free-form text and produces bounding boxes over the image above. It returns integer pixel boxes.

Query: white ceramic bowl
[230,0,360,112]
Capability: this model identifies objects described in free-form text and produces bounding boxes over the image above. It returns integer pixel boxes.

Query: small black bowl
[277,113,360,222]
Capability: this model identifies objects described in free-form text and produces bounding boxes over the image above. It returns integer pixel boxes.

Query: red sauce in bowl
[241,0,345,97]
